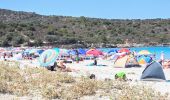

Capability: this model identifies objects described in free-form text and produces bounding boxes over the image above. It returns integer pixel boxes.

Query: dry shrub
[70,78,98,97]
[97,80,168,100]
[0,62,29,96]
[0,62,169,100]
[22,67,75,99]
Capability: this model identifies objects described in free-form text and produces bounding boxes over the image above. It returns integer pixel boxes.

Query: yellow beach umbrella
[138,50,151,55]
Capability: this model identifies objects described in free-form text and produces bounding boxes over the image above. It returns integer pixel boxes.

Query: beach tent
[141,61,166,81]
[114,54,140,68]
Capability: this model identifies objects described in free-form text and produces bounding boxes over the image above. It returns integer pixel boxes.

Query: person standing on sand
[93,57,97,66]
[75,49,79,63]
[158,51,164,66]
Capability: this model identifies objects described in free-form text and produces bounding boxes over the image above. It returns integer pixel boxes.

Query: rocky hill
[0,8,170,48]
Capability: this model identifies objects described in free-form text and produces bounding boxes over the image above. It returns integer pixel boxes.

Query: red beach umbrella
[86,49,103,57]
[118,48,130,53]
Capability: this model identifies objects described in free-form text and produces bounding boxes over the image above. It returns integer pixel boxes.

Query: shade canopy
[118,48,130,53]
[138,50,152,55]
[86,49,103,56]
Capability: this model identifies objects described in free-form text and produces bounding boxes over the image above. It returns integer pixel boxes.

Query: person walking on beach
[74,49,79,63]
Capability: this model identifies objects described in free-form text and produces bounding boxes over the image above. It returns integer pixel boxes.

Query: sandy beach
[0,59,170,100]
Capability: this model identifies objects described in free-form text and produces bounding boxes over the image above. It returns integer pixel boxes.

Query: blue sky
[0,0,170,19]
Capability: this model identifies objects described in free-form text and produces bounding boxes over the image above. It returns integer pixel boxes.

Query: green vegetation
[0,9,170,47]
[0,61,169,99]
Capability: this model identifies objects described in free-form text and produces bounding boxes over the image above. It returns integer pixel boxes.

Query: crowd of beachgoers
[0,47,169,68]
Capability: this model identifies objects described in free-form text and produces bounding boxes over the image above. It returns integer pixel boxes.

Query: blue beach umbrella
[137,55,152,64]
[37,49,44,55]
[39,49,59,67]
[108,49,118,55]
[78,48,86,55]
[68,50,77,55]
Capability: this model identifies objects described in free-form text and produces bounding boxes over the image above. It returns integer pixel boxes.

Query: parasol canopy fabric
[118,48,130,53]
[39,49,59,67]
[138,56,152,64]
[86,49,103,56]
[138,50,152,55]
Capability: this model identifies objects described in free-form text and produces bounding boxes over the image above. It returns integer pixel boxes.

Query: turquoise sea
[99,46,170,60]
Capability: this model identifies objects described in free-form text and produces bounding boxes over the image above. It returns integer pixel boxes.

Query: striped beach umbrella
[39,49,59,67]
[138,56,152,65]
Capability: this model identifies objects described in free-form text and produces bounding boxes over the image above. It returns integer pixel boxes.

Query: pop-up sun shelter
[114,54,140,68]
[141,61,166,81]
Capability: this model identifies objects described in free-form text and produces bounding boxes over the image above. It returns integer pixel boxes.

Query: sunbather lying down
[57,61,78,72]
[46,61,74,72]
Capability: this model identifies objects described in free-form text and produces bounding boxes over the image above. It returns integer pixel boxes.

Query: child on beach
[115,72,127,81]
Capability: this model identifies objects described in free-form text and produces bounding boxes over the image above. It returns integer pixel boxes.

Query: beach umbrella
[53,48,60,54]
[138,56,152,65]
[68,50,77,55]
[68,49,86,56]
[39,49,59,67]
[0,48,6,53]
[12,48,23,53]
[138,50,151,55]
[59,49,69,56]
[86,49,103,57]
[29,49,38,54]
[78,48,86,55]
[108,49,118,55]
[37,49,44,55]
[118,48,130,53]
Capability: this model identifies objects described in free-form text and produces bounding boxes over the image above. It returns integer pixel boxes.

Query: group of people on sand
[46,60,73,72]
